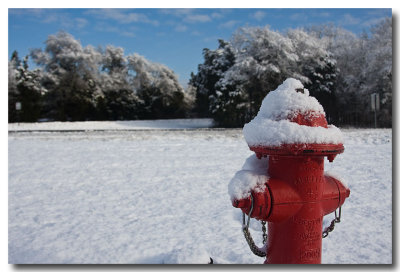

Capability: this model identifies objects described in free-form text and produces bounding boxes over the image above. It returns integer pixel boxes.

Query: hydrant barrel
[266,155,326,264]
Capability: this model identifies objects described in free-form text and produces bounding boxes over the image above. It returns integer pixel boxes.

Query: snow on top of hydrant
[243,78,343,147]
[257,78,325,120]
[228,154,269,201]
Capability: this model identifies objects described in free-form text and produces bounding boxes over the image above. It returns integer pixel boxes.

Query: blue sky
[8,8,391,86]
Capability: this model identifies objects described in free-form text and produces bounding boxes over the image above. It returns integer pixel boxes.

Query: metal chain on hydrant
[322,206,342,238]
[242,195,342,255]
[242,194,267,257]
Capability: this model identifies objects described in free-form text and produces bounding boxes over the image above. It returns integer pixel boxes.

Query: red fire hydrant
[230,78,350,264]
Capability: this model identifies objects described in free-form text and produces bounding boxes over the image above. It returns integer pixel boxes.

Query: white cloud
[203,35,219,42]
[159,9,193,17]
[317,12,331,18]
[9,9,89,31]
[39,12,88,30]
[9,8,45,18]
[191,30,202,36]
[95,23,136,38]
[290,13,307,21]
[253,11,266,21]
[75,18,88,29]
[120,31,136,38]
[361,17,388,27]
[184,14,211,23]
[159,9,213,24]
[174,24,188,32]
[219,20,239,29]
[211,12,224,19]
[87,9,159,26]
[341,14,361,25]
[41,14,59,24]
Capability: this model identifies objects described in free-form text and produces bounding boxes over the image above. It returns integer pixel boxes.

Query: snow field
[8,128,392,264]
[8,118,215,132]
[322,129,392,264]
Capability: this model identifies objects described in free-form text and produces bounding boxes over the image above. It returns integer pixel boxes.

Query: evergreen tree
[128,53,187,119]
[8,55,45,122]
[190,39,240,125]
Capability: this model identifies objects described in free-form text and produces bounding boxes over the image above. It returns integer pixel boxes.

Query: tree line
[189,18,392,128]
[9,18,392,127]
[8,31,192,122]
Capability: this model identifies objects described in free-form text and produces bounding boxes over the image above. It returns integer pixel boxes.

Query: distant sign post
[15,102,22,111]
[15,102,22,124]
[371,93,380,128]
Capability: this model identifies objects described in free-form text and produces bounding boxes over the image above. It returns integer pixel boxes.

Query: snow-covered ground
[8,118,214,131]
[8,122,392,264]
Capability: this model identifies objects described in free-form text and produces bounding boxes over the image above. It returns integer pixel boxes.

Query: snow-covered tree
[8,52,22,122]
[315,19,392,127]
[311,25,366,125]
[224,26,299,118]
[190,39,239,126]
[207,40,249,127]
[194,18,392,128]
[9,18,391,127]
[96,45,140,120]
[128,53,187,119]
[287,28,338,123]
[30,31,102,121]
[196,27,339,126]
[8,51,20,99]
[183,83,196,115]
[364,17,392,127]
[25,31,189,121]
[8,54,46,122]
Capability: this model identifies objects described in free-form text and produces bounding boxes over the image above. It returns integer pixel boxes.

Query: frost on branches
[8,53,46,122]
[191,27,339,127]
[10,31,192,122]
[191,19,392,128]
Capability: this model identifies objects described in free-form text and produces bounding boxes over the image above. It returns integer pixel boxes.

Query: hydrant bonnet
[243,78,344,160]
